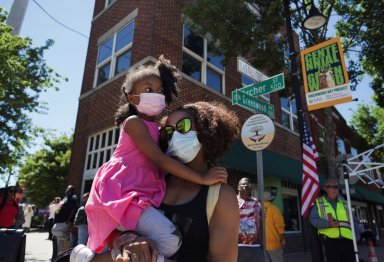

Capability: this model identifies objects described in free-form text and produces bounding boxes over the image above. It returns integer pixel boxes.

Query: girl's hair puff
[116,55,180,126]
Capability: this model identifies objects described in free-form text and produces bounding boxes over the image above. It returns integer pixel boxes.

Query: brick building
[68,0,384,254]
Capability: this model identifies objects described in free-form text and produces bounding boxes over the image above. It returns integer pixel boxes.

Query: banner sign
[300,37,352,111]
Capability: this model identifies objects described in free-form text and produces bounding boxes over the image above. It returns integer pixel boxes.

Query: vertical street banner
[300,37,352,111]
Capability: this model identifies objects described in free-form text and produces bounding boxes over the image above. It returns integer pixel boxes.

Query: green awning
[218,139,302,183]
[351,187,384,204]
[219,139,384,205]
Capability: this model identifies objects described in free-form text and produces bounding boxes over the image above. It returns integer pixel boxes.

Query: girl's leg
[135,206,182,258]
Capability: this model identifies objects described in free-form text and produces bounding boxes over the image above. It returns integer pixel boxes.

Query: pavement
[21,229,384,262]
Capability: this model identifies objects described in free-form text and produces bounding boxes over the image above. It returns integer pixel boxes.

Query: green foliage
[18,133,72,208]
[334,0,384,106]
[351,104,384,161]
[183,0,383,106]
[0,8,66,173]
[183,0,285,75]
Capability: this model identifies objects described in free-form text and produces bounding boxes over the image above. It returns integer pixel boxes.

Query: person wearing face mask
[82,102,240,262]
[70,57,228,262]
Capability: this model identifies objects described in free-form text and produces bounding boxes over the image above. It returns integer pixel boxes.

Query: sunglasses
[160,117,193,140]
[325,185,338,189]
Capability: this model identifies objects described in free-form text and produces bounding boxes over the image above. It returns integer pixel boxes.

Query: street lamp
[283,0,327,143]
[302,2,327,30]
[283,1,327,261]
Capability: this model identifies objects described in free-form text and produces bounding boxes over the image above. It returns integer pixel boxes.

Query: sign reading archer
[300,37,352,111]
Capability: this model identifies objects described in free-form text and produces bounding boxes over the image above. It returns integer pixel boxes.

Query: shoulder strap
[206,184,221,225]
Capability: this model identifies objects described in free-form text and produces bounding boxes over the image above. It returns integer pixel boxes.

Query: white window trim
[281,96,298,132]
[105,0,117,8]
[93,10,138,88]
[94,23,134,88]
[336,136,346,155]
[182,25,225,94]
[83,127,119,180]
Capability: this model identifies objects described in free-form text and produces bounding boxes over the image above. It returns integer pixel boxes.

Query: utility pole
[6,0,30,35]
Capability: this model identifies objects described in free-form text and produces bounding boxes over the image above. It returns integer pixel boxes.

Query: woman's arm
[124,117,227,185]
[208,184,239,262]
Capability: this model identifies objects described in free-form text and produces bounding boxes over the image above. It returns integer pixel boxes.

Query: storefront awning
[218,139,302,183]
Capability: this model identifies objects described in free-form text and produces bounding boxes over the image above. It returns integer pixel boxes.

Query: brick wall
[69,0,304,189]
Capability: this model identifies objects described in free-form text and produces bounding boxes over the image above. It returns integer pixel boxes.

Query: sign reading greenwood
[232,89,275,119]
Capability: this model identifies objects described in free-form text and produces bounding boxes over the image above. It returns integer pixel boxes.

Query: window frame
[280,96,298,132]
[94,20,135,88]
[182,25,225,93]
[83,127,120,180]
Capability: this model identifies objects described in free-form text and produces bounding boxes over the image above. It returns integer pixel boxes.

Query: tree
[334,0,384,107]
[183,0,382,178]
[18,133,72,207]
[0,8,66,173]
[351,104,384,162]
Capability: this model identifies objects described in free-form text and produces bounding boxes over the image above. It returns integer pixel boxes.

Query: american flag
[301,119,320,218]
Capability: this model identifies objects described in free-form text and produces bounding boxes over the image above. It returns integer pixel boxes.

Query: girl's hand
[202,167,228,185]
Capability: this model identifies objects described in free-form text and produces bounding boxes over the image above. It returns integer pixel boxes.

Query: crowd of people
[0,55,376,262]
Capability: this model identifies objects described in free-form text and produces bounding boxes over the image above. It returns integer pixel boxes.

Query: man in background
[237,177,264,262]
[264,191,285,262]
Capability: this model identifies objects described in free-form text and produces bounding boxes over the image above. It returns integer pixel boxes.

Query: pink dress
[86,119,166,250]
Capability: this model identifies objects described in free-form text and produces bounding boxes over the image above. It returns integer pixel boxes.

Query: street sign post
[232,89,275,119]
[239,73,285,97]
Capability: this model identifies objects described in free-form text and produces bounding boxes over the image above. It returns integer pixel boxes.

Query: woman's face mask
[166,131,202,163]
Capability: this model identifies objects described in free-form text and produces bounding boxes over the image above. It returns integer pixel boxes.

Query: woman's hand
[113,234,159,262]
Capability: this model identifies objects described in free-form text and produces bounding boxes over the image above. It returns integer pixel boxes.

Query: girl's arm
[208,184,239,262]
[124,117,227,185]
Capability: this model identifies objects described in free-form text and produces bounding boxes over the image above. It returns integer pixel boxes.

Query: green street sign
[232,89,275,119]
[239,73,285,97]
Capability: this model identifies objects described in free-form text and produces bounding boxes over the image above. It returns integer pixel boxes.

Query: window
[241,75,270,101]
[95,21,134,87]
[280,96,298,132]
[84,127,120,179]
[281,186,301,232]
[337,137,346,154]
[351,147,358,156]
[105,0,117,7]
[182,26,225,93]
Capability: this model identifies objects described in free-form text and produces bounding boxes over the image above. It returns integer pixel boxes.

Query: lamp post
[283,1,327,261]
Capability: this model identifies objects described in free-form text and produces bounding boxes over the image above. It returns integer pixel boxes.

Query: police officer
[309,179,355,262]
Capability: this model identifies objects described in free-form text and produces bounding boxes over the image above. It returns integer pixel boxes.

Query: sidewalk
[24,229,384,262]
[283,240,384,262]
[25,229,52,261]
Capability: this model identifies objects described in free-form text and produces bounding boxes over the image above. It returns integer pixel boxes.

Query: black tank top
[159,186,209,262]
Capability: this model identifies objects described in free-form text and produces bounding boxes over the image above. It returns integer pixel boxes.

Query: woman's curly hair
[115,55,180,126]
[170,101,240,167]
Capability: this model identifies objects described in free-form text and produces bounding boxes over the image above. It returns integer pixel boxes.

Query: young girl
[78,56,228,262]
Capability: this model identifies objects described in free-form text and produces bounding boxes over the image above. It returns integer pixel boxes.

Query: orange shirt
[265,201,285,250]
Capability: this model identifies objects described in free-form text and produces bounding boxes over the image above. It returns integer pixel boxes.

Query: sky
[0,0,374,185]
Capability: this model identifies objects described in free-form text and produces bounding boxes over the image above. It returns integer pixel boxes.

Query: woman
[0,186,19,228]
[22,205,34,232]
[70,101,240,262]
